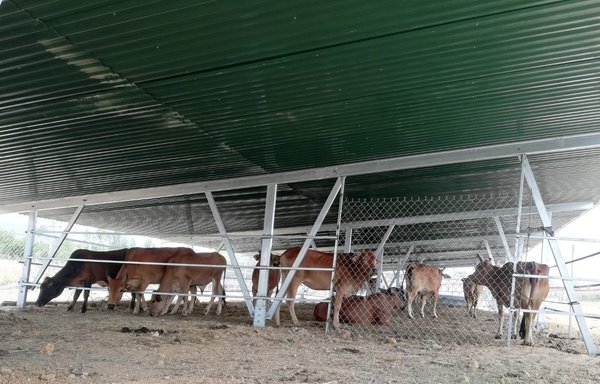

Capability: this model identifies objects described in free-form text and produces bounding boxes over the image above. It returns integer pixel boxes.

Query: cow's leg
[133,293,142,314]
[419,295,427,318]
[274,272,289,326]
[133,288,148,314]
[204,282,218,316]
[215,283,224,316]
[170,295,184,315]
[332,292,345,329]
[129,293,136,311]
[407,289,418,319]
[286,282,301,326]
[495,300,504,339]
[432,292,439,318]
[80,283,92,313]
[511,310,520,339]
[159,294,175,316]
[67,289,83,312]
[186,285,198,316]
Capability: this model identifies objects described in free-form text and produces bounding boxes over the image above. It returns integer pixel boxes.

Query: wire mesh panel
[328,194,527,345]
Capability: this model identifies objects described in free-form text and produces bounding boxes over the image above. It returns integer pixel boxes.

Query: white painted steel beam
[266,178,343,321]
[3,133,600,213]
[520,156,596,356]
[17,211,36,307]
[344,227,353,253]
[205,192,254,314]
[375,225,395,289]
[484,239,495,265]
[494,216,513,262]
[253,184,277,327]
[393,245,413,287]
[166,201,590,241]
[31,205,84,286]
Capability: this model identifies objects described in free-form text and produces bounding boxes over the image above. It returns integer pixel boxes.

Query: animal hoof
[494,334,502,340]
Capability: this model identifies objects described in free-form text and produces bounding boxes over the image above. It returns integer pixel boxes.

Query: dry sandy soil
[1,299,599,384]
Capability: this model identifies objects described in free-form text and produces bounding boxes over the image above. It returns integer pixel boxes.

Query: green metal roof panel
[1,0,600,241]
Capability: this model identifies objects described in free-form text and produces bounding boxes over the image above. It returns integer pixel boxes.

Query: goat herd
[34,246,549,346]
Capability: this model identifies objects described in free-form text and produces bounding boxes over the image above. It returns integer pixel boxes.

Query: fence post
[17,211,37,307]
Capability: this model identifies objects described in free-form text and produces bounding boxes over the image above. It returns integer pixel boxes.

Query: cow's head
[270,254,281,267]
[360,250,378,275]
[106,273,128,311]
[149,290,167,317]
[470,260,497,285]
[386,287,407,310]
[36,276,64,307]
[254,252,281,267]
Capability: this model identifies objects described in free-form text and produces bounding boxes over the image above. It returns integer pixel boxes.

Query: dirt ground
[1,299,599,384]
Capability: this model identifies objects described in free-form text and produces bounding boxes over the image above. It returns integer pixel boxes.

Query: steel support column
[253,184,277,327]
[520,155,596,356]
[267,178,343,321]
[17,211,37,307]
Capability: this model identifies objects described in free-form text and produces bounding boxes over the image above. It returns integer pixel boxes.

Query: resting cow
[36,249,130,313]
[314,287,406,325]
[468,260,550,345]
[462,275,484,318]
[251,252,281,305]
[149,252,226,317]
[405,262,443,319]
[275,247,377,328]
[106,247,196,314]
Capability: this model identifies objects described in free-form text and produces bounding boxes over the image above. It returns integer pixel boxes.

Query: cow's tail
[404,262,415,294]
[519,315,527,339]
[518,262,539,339]
[221,267,227,307]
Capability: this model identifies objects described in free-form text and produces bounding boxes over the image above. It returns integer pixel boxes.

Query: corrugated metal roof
[2,1,600,257]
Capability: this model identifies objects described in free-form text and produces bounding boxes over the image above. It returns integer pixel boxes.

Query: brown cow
[149,252,226,317]
[468,260,550,345]
[275,247,377,328]
[106,247,196,314]
[314,287,406,325]
[251,252,281,305]
[405,262,443,319]
[36,249,131,313]
[462,275,485,318]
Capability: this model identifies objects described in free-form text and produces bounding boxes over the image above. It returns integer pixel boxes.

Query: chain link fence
[322,194,543,345]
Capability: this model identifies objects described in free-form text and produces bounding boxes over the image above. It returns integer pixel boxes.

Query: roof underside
[2,1,600,263]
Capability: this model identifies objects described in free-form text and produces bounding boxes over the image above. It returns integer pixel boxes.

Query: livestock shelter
[1,1,600,373]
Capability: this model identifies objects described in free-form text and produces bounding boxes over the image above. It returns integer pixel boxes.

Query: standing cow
[251,252,281,306]
[405,262,444,319]
[275,247,377,329]
[106,247,196,313]
[149,252,226,317]
[36,249,130,313]
[462,275,485,318]
[468,260,549,345]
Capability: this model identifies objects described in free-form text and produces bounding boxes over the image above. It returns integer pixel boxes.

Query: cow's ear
[105,273,113,282]
[254,253,260,261]
[42,276,51,284]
